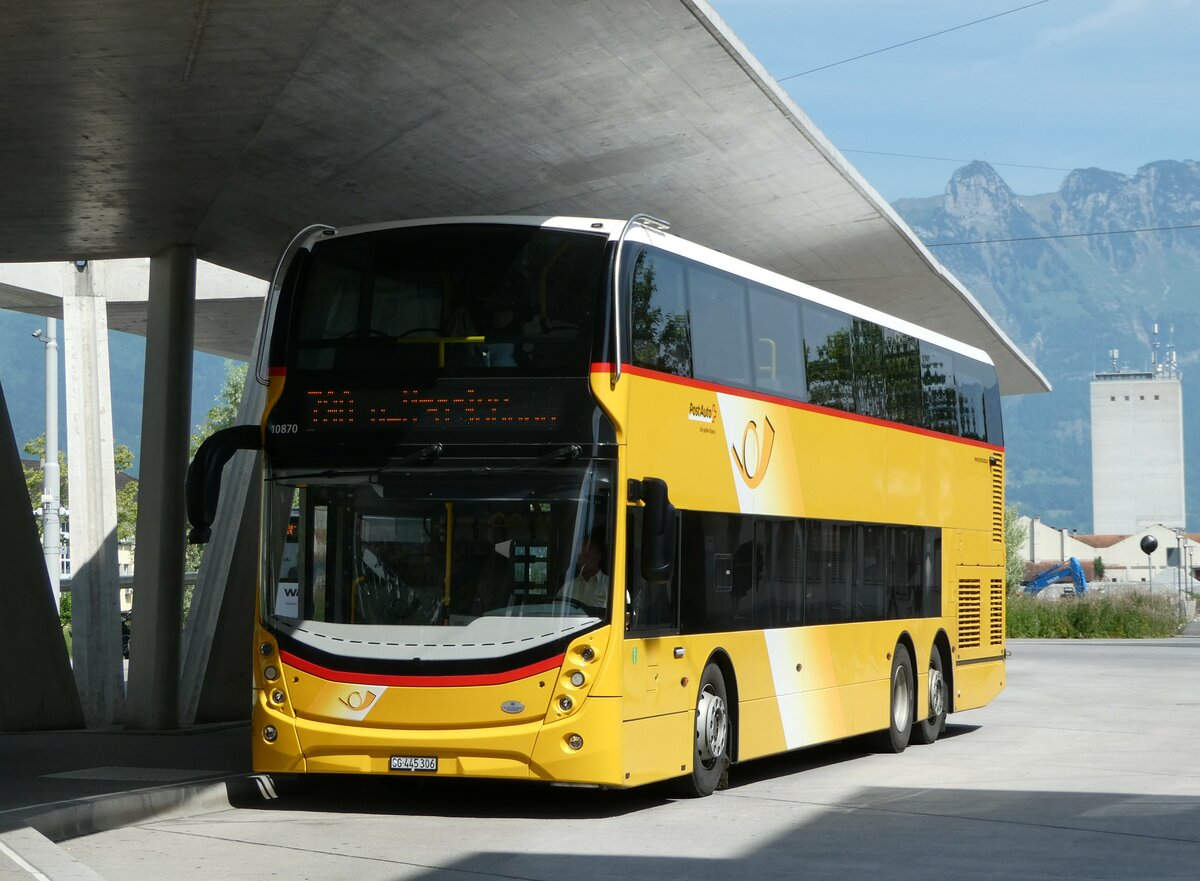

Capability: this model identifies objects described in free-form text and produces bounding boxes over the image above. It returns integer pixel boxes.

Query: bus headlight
[271,689,286,705]
[264,665,279,681]
[566,734,584,750]
[569,671,585,688]
[263,725,278,743]
[558,696,573,711]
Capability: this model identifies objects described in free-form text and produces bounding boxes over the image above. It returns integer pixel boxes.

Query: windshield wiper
[388,442,444,467]
[474,444,581,475]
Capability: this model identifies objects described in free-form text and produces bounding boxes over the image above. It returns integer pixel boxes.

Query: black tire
[676,662,731,797]
[912,646,948,745]
[878,644,914,753]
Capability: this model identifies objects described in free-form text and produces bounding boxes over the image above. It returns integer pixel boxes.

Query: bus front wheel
[677,662,730,797]
[879,644,914,753]
[912,646,947,745]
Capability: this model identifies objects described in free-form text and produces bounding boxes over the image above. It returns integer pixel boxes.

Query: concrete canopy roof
[0,0,1047,394]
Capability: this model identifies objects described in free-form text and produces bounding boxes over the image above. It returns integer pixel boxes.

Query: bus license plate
[390,755,437,772]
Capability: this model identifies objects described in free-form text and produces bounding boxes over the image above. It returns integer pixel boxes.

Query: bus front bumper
[252,689,625,786]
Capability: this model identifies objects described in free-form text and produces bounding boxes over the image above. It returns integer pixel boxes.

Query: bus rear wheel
[878,644,914,753]
[912,647,947,745]
[676,662,730,797]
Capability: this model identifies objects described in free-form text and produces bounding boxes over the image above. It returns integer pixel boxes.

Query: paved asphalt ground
[4,635,1200,880]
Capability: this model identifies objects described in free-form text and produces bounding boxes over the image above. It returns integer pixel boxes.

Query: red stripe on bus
[589,362,1004,453]
[279,650,565,687]
[269,366,287,377]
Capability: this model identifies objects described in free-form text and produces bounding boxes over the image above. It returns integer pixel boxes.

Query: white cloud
[1031,0,1197,50]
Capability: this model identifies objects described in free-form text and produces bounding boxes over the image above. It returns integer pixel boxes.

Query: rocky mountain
[3,161,1196,530]
[894,159,1200,531]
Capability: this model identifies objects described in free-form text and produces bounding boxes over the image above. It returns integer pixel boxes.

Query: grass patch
[1007,590,1183,639]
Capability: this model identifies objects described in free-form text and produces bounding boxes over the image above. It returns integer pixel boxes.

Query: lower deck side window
[674,511,941,634]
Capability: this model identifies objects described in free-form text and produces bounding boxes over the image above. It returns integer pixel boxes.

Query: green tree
[23,435,137,541]
[1093,556,1106,581]
[190,361,248,457]
[114,443,138,542]
[186,360,248,571]
[1004,505,1028,595]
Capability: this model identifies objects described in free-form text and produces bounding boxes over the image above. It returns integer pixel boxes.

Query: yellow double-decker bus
[188,215,1007,796]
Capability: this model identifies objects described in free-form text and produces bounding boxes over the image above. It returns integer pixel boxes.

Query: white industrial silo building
[1090,331,1186,534]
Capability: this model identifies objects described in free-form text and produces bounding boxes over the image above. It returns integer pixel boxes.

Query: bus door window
[625,507,679,633]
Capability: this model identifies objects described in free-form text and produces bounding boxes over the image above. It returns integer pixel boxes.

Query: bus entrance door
[621,635,692,787]
[621,507,691,786]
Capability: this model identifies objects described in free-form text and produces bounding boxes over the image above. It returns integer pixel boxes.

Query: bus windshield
[263,461,615,662]
[288,223,609,377]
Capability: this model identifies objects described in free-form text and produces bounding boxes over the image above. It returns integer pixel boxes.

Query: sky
[707,0,1199,202]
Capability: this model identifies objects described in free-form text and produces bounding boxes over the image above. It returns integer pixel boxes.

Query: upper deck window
[287,224,608,377]
[625,243,1004,446]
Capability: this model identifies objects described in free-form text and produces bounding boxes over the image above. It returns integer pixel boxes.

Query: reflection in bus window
[748,284,806,399]
[687,264,751,387]
[630,248,692,377]
[803,303,854,412]
[291,225,607,377]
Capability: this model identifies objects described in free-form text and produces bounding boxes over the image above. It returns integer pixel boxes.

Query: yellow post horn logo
[732,416,775,488]
[338,689,378,711]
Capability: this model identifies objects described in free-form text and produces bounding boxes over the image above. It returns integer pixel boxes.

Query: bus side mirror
[634,477,677,584]
[186,425,262,544]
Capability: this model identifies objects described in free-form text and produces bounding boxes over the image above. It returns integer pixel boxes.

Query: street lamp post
[1175,529,1184,618]
[1140,534,1158,592]
[32,318,62,614]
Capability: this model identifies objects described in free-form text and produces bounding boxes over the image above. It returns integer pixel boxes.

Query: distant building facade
[1090,339,1185,533]
[1018,515,1198,586]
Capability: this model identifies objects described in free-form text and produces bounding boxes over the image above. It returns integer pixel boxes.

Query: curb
[0,826,108,881]
[1,774,266,841]
[0,776,267,881]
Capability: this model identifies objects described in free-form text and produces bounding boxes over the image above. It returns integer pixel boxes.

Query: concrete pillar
[125,246,196,729]
[63,261,123,727]
[180,333,265,725]
[0,378,84,731]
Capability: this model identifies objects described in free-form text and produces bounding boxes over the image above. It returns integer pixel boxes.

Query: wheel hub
[892,666,912,731]
[696,687,728,764]
[929,667,946,719]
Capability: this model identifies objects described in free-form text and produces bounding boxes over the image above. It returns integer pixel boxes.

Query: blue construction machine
[1023,557,1088,595]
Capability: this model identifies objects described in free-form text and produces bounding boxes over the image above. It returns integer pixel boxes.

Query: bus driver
[557,535,609,610]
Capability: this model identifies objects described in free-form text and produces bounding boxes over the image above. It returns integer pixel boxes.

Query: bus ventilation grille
[989,578,1005,645]
[991,454,1004,543]
[958,578,982,649]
